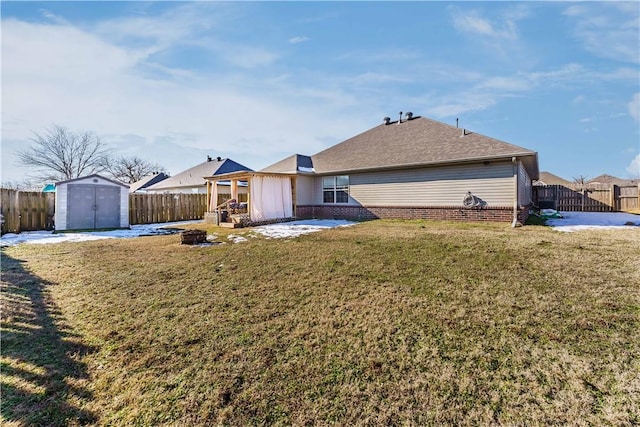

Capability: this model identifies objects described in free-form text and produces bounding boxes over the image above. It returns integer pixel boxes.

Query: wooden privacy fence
[129,193,207,225]
[1,190,210,234]
[533,184,639,212]
[1,189,55,234]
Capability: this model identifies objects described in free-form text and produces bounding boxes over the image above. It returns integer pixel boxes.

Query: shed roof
[56,174,129,188]
[146,158,253,190]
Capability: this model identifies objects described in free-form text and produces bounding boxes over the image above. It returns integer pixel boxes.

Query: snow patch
[0,220,200,247]
[252,219,356,239]
[547,212,640,232]
[227,234,248,244]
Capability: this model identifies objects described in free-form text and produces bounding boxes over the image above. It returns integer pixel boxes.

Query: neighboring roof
[56,174,129,188]
[146,158,253,190]
[308,116,538,179]
[129,173,170,193]
[533,171,573,186]
[587,174,638,186]
[42,183,56,193]
[260,154,314,174]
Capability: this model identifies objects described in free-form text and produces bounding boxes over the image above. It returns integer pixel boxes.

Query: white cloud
[628,93,640,122]
[564,3,640,64]
[450,6,528,40]
[289,36,309,44]
[627,154,640,178]
[479,76,531,91]
[0,12,370,181]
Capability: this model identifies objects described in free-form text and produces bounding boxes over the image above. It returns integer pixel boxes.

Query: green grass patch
[2,220,639,425]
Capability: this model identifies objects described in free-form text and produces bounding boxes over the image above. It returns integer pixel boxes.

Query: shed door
[67,184,121,230]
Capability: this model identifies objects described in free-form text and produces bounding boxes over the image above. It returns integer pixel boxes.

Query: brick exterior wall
[297,205,531,224]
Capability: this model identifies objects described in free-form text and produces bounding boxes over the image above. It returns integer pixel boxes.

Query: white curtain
[208,182,218,212]
[250,176,293,221]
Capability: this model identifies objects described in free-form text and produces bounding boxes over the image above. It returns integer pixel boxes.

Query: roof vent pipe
[383,117,391,125]
[207,155,212,162]
[461,128,467,136]
[405,112,413,120]
[397,111,403,125]
[217,156,222,161]
[456,118,459,128]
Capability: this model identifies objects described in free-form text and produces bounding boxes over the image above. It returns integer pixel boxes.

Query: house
[145,156,253,194]
[55,174,129,231]
[205,113,539,226]
[533,171,573,187]
[129,172,170,193]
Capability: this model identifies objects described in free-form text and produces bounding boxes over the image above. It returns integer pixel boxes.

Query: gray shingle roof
[534,171,572,186]
[260,154,313,174]
[310,116,538,178]
[587,174,638,186]
[129,173,169,192]
[146,158,253,190]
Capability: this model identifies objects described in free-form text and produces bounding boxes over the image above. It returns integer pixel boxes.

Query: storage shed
[55,174,129,231]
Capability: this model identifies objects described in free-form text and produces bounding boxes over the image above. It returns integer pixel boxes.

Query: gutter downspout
[512,157,519,228]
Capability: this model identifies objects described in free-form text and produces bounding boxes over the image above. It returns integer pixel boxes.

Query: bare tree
[572,175,589,191]
[17,125,111,182]
[0,179,40,191]
[103,156,167,184]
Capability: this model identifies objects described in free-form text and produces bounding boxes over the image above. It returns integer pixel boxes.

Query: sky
[2,1,639,185]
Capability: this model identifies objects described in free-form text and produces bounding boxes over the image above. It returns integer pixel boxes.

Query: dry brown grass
[2,220,639,425]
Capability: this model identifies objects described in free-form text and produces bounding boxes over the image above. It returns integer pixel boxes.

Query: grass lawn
[2,220,639,425]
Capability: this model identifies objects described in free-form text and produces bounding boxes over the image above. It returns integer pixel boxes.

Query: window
[323,175,349,203]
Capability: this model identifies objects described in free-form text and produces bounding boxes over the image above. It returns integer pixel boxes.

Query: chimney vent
[217,156,222,161]
[405,112,413,120]
[383,117,391,125]
[207,155,212,162]
[397,111,403,125]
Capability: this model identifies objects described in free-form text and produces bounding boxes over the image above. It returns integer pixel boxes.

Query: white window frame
[322,175,349,204]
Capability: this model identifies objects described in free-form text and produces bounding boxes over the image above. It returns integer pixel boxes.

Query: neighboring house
[587,174,639,187]
[205,114,539,225]
[129,172,170,193]
[533,171,573,187]
[145,156,253,194]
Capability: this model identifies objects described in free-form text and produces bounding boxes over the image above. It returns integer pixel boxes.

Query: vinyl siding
[296,175,315,205]
[311,162,516,208]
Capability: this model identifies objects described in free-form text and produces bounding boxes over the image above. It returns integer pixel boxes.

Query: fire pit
[180,229,207,245]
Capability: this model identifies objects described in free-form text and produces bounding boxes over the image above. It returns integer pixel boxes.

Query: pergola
[204,171,297,226]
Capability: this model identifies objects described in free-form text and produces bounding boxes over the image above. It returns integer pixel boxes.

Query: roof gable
[260,154,313,174]
[311,116,538,178]
[129,173,170,192]
[534,171,572,186]
[146,158,253,190]
[55,174,129,188]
